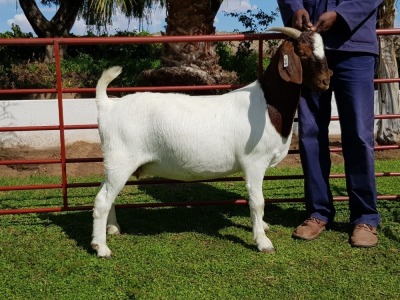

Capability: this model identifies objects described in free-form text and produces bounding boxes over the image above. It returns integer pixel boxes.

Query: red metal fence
[0,30,399,214]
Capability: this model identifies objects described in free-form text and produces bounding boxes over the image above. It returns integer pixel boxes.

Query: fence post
[53,40,68,209]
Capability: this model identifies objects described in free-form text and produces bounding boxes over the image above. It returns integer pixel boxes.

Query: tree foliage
[16,0,166,61]
[217,8,278,83]
[81,0,166,32]
[224,8,278,33]
[18,0,166,36]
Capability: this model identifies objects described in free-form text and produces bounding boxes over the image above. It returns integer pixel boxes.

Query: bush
[0,27,271,90]
[0,24,45,88]
[0,30,163,90]
[217,8,280,83]
[11,63,55,88]
[63,30,163,88]
[217,41,270,84]
[0,24,44,65]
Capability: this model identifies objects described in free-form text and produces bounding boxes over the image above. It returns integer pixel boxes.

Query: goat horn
[267,27,302,39]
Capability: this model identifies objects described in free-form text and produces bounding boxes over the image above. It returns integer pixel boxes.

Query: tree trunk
[376,0,400,145]
[19,0,84,63]
[142,0,237,89]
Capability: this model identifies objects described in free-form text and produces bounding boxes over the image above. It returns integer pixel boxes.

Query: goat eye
[296,49,306,58]
[297,43,313,58]
[299,52,309,60]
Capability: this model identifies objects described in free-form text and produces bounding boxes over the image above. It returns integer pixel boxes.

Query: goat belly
[137,136,242,181]
[140,161,241,181]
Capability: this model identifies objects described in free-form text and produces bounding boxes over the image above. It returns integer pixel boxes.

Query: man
[277,0,382,247]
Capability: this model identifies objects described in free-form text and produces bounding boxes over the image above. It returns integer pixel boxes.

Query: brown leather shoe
[292,217,327,240]
[350,224,378,248]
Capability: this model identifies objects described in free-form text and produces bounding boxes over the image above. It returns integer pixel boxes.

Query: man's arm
[277,0,305,27]
[333,1,383,32]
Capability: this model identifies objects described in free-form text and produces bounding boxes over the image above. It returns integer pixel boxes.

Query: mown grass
[0,159,399,299]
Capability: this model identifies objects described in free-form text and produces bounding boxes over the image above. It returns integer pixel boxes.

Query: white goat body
[91,29,331,258]
[98,77,288,181]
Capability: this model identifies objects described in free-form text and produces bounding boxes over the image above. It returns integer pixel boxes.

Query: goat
[91,27,332,258]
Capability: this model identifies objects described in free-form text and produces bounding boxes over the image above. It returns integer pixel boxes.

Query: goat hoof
[107,225,121,235]
[97,250,112,259]
[91,242,112,258]
[261,247,276,254]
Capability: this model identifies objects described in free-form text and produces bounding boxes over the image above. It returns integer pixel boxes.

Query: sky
[1,1,398,36]
[0,0,283,35]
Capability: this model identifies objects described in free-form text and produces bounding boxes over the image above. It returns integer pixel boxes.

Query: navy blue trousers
[298,51,380,227]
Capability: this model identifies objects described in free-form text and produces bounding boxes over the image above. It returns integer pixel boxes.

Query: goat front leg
[245,170,275,253]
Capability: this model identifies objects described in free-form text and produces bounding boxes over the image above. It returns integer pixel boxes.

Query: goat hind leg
[94,182,120,235]
[91,183,114,258]
[107,204,121,235]
[91,169,132,258]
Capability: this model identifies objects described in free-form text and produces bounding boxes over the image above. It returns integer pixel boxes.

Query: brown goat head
[260,27,333,138]
[294,31,332,91]
[268,27,332,92]
[277,40,303,85]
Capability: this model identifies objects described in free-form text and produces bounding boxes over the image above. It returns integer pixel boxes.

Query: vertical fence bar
[53,40,68,209]
[258,37,264,79]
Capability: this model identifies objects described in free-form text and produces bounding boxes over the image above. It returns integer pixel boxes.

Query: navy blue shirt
[277,0,383,55]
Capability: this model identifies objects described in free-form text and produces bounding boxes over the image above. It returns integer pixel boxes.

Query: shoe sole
[350,242,378,248]
[291,227,325,241]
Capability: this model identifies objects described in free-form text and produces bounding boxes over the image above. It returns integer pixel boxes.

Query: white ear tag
[283,54,289,68]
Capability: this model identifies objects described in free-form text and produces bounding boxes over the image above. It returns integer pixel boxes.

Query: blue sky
[0,0,282,35]
[0,1,398,35]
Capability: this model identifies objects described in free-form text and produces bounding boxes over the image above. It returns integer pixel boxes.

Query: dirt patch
[0,141,103,178]
[0,136,399,178]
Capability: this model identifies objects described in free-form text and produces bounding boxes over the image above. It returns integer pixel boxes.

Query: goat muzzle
[316,78,330,91]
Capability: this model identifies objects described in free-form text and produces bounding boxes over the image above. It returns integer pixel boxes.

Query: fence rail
[0,29,399,214]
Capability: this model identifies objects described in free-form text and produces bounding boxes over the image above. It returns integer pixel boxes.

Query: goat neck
[259,39,302,138]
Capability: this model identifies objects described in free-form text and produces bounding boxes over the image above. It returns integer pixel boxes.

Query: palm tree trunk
[19,0,84,62]
[376,0,400,144]
[142,0,237,88]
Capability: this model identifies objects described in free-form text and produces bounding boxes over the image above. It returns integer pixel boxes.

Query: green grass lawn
[0,159,399,299]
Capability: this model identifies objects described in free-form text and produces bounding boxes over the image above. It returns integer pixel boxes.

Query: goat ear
[278,41,302,84]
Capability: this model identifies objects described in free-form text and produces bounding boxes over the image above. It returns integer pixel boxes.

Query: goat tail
[96,66,123,109]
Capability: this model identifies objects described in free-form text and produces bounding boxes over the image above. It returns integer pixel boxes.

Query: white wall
[0,99,100,148]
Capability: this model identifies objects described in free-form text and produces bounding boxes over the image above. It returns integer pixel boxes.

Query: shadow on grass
[39,182,360,254]
[41,210,94,254]
[40,204,263,254]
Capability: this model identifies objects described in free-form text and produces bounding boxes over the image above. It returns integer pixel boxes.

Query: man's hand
[314,11,337,33]
[292,9,313,31]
